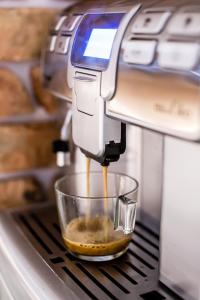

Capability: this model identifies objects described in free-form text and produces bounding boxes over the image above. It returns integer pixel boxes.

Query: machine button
[49,35,57,52]
[131,12,171,34]
[167,13,200,36]
[55,16,67,31]
[55,36,70,54]
[123,40,157,65]
[158,42,200,70]
[61,15,81,32]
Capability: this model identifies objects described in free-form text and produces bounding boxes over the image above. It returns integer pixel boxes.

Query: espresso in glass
[55,163,138,261]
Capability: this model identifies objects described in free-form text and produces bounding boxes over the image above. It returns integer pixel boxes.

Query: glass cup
[55,172,138,261]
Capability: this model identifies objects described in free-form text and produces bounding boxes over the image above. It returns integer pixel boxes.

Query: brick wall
[0,0,74,210]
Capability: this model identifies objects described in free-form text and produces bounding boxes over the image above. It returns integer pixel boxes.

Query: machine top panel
[71,13,124,71]
[43,0,200,141]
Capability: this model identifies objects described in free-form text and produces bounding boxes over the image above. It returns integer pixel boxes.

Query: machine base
[0,203,182,300]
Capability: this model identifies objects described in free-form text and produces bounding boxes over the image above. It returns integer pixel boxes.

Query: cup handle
[114,196,137,234]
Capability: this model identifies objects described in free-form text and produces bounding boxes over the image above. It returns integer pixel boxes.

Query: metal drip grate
[13,205,181,300]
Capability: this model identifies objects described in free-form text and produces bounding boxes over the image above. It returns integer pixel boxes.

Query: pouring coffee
[55,168,138,261]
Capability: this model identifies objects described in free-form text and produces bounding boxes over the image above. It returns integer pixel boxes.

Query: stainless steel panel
[107,0,200,141]
[0,275,14,300]
[107,68,200,140]
[140,130,164,235]
[0,209,76,300]
[160,136,200,300]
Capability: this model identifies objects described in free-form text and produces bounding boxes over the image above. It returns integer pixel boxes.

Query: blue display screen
[71,13,124,71]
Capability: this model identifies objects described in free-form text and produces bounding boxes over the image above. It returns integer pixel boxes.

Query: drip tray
[1,204,181,300]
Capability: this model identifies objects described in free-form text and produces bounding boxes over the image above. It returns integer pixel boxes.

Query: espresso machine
[1,0,200,299]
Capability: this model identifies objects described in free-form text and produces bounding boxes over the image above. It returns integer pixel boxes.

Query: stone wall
[0,0,72,210]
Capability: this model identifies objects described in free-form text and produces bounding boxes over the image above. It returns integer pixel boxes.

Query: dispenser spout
[80,123,126,166]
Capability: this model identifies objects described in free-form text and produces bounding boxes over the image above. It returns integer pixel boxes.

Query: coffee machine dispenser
[44,1,200,298]
[0,0,200,299]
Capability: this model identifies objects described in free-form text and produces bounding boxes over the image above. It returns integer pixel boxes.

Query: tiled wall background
[0,0,75,210]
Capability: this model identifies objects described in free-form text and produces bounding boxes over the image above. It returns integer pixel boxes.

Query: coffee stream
[86,157,109,241]
[86,157,91,223]
[102,165,109,241]
[86,157,91,198]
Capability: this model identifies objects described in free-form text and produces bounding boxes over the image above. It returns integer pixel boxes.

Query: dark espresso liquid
[63,216,130,256]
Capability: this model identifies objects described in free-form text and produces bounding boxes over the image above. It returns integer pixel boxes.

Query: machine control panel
[107,4,200,141]
[43,12,82,101]
[55,36,70,54]
[158,41,200,70]
[121,7,200,72]
[61,15,82,32]
[46,14,82,56]
[54,16,67,31]
[43,0,200,142]
[168,12,200,36]
[123,40,157,65]
[71,13,124,71]
[131,11,171,34]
